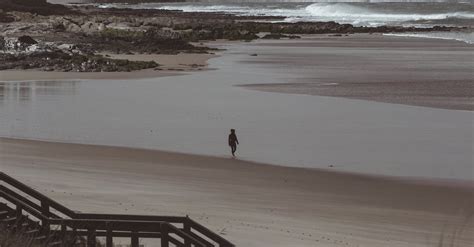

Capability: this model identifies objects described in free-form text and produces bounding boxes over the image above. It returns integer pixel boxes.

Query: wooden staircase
[0,172,234,247]
[0,203,71,246]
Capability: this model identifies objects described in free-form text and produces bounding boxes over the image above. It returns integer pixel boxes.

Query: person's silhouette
[228,129,239,157]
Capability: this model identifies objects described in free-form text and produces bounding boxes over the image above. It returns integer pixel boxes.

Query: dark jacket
[228,133,239,146]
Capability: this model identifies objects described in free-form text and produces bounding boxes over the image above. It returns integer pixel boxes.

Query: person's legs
[231,144,236,156]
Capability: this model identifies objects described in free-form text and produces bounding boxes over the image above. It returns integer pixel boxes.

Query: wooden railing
[0,172,234,247]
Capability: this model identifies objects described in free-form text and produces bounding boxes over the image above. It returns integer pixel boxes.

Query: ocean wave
[100,2,474,27]
[305,3,474,23]
[154,4,304,17]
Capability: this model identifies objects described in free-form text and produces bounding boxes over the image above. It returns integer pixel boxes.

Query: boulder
[18,35,37,45]
[261,33,301,39]
[0,36,5,51]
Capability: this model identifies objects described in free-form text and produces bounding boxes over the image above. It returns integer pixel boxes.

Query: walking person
[228,129,239,157]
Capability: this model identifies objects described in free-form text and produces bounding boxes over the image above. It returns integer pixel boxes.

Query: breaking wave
[99,1,474,27]
[304,3,474,24]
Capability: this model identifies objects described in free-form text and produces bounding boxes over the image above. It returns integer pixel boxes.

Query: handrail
[187,217,233,245]
[1,189,206,247]
[77,213,234,246]
[78,213,187,224]
[0,172,235,246]
[0,185,62,219]
[0,189,47,221]
[50,219,207,246]
[0,172,76,218]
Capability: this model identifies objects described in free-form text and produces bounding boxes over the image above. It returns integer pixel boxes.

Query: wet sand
[1,37,472,181]
[0,53,216,81]
[1,137,473,247]
[241,34,474,111]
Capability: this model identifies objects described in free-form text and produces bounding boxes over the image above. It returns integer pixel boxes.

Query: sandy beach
[0,137,473,247]
[1,1,473,246]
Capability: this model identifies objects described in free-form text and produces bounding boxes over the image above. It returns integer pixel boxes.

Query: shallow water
[0,39,473,181]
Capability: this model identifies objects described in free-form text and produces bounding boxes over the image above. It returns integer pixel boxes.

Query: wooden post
[184,216,191,247]
[72,228,78,246]
[16,204,23,219]
[161,223,169,247]
[61,222,66,236]
[106,227,113,247]
[60,222,67,247]
[87,228,96,247]
[41,201,50,216]
[131,231,139,247]
[41,201,50,230]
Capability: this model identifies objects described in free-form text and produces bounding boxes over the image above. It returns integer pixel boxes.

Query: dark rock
[0,0,75,15]
[261,33,301,39]
[261,33,284,39]
[0,50,159,72]
[0,12,15,23]
[52,23,67,32]
[0,37,5,51]
[14,0,48,5]
[18,35,37,45]
[82,28,211,54]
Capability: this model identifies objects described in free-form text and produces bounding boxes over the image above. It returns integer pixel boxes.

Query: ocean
[92,0,474,43]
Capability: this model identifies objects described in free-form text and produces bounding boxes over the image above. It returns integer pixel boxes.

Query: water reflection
[0,81,78,103]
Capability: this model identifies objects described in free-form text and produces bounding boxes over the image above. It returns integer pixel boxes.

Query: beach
[1,2,474,245]
[1,34,472,181]
[1,34,473,246]
[1,137,473,247]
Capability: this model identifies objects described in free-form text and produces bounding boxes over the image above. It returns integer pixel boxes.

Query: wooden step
[11,221,31,231]
[47,241,63,247]
[0,216,18,225]
[34,235,47,241]
[25,228,41,235]
[0,210,9,218]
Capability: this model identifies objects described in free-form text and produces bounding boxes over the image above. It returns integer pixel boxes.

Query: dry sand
[0,53,216,81]
[1,137,473,247]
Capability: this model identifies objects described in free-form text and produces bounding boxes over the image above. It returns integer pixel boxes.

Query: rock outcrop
[0,51,158,72]
[0,2,466,73]
[0,0,73,15]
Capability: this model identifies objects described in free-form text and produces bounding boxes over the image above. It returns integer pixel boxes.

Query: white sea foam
[305,3,474,22]
[148,2,474,27]
[97,1,474,29]
[384,32,474,44]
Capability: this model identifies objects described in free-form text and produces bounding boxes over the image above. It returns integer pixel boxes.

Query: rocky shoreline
[0,0,469,73]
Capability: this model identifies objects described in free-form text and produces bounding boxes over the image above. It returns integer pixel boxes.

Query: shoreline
[1,34,472,181]
[2,136,473,188]
[1,137,473,246]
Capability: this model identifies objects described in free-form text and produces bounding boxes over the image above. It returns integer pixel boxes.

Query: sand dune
[1,137,472,247]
